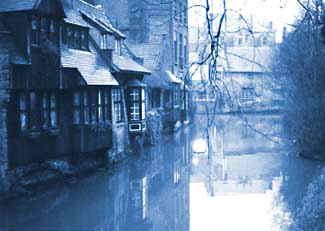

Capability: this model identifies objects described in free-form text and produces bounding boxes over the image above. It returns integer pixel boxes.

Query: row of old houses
[0,0,191,194]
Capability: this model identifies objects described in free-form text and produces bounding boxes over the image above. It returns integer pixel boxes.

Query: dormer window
[63,24,89,51]
[31,15,59,47]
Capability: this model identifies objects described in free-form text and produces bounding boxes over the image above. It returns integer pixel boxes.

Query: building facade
[92,0,192,131]
[0,0,151,193]
[191,19,282,113]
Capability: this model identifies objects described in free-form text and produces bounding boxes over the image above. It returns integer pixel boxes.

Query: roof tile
[0,0,38,12]
[61,48,118,86]
[113,54,151,74]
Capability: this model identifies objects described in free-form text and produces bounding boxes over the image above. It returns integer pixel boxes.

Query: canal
[0,114,323,231]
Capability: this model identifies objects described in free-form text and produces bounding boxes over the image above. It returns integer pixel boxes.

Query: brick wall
[0,31,11,192]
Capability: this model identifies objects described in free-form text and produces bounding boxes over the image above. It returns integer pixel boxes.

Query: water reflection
[191,114,284,231]
[1,114,321,231]
[0,129,191,231]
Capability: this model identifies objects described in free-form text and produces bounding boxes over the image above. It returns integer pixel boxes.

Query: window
[241,87,255,99]
[129,89,140,121]
[112,88,124,122]
[173,165,180,184]
[81,30,88,50]
[18,91,58,132]
[83,91,90,124]
[184,36,188,66]
[73,92,81,124]
[19,93,28,131]
[42,93,49,128]
[31,15,40,46]
[30,92,39,131]
[50,94,57,128]
[127,88,146,121]
[141,88,146,120]
[174,32,178,65]
[42,93,57,129]
[98,90,104,122]
[49,19,55,33]
[65,24,88,50]
[74,89,110,125]
[90,90,98,125]
[67,27,74,48]
[179,33,183,69]
[104,90,111,123]
[74,30,81,49]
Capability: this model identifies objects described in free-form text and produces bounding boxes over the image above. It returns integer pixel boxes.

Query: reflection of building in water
[1,130,192,231]
[191,115,282,196]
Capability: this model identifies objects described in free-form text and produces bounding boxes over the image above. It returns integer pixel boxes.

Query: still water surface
[0,114,321,231]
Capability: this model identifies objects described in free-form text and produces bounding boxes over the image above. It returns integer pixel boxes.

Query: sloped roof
[112,55,151,74]
[61,48,118,86]
[166,71,182,84]
[0,0,38,12]
[143,70,170,89]
[0,0,65,16]
[222,47,273,73]
[64,9,89,28]
[72,0,125,38]
[96,17,125,38]
[127,43,161,70]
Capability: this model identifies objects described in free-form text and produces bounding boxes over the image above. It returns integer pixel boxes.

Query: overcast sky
[189,0,301,42]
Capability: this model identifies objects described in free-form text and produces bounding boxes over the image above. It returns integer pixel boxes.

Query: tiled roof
[79,10,125,39]
[166,71,182,84]
[0,0,38,12]
[112,54,151,74]
[143,70,170,89]
[96,17,126,39]
[61,48,118,86]
[64,9,89,28]
[221,47,273,73]
[70,0,125,39]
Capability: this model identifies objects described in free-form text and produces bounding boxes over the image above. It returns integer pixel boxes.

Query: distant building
[190,17,282,113]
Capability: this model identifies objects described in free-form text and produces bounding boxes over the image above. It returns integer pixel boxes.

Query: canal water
[0,114,322,231]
